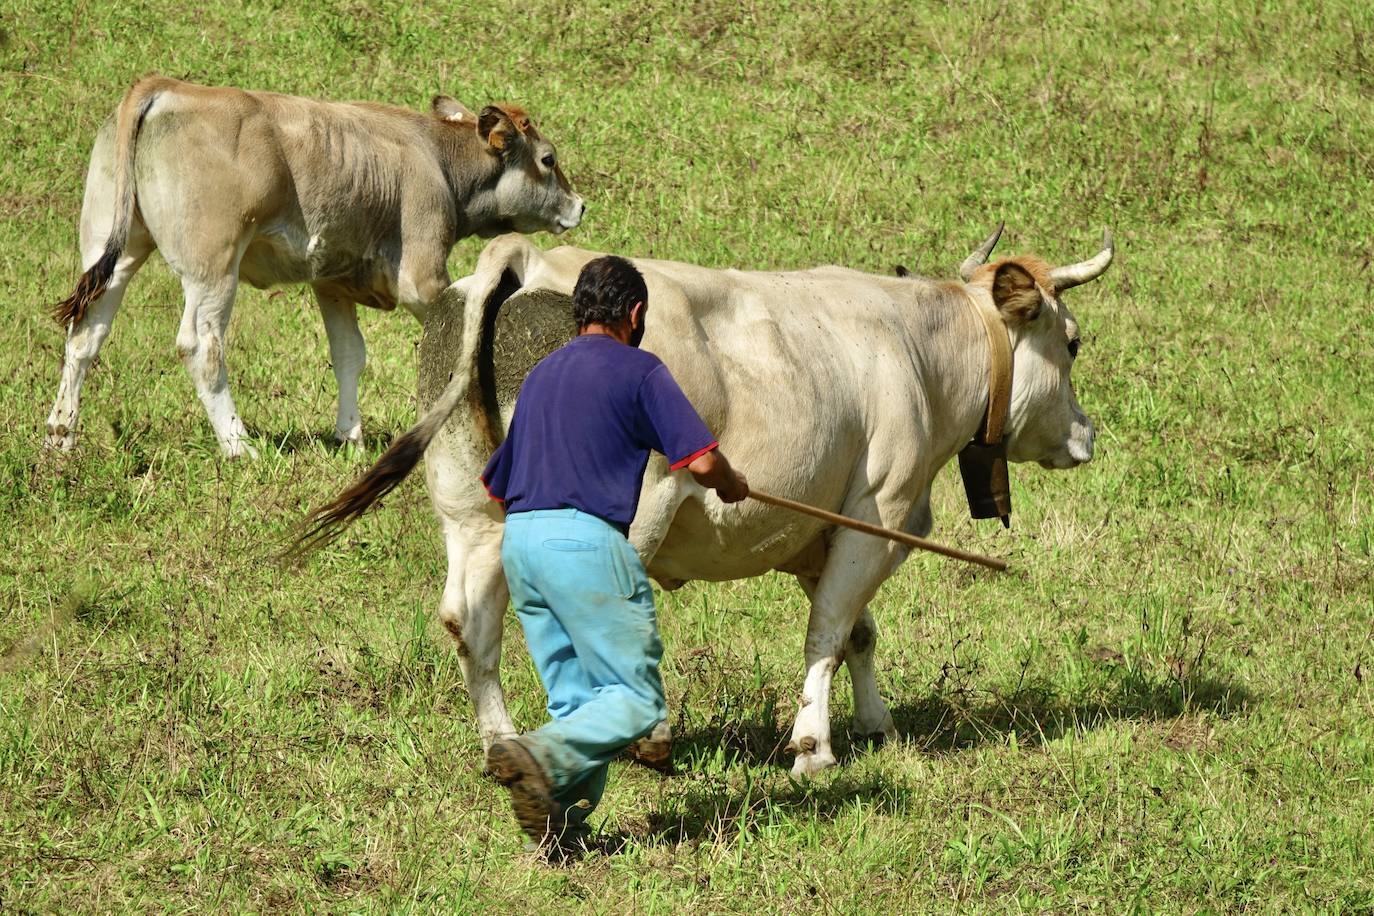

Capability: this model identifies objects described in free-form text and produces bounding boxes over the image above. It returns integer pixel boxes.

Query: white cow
[300,227,1111,776]
[47,76,584,457]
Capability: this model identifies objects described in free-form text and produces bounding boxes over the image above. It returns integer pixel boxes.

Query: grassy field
[2,0,1373,910]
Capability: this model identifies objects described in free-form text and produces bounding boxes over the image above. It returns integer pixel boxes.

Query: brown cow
[46,76,584,457]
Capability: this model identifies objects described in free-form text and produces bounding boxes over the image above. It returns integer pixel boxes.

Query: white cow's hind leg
[845,607,897,744]
[176,273,255,458]
[437,522,516,748]
[45,227,154,450]
[313,289,365,446]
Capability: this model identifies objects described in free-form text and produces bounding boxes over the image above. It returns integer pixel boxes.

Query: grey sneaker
[622,721,674,775]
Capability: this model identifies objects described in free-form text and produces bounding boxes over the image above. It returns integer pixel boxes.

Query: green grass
[2,0,1373,910]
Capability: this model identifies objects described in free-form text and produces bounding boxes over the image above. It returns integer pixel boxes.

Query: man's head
[572,256,649,346]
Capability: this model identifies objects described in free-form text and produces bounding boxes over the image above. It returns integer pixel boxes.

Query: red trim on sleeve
[670,441,718,472]
[478,473,505,504]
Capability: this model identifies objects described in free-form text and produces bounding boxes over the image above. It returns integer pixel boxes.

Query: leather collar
[957,290,1015,526]
[966,289,1013,446]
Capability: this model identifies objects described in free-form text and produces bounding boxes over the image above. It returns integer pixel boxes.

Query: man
[480,255,749,853]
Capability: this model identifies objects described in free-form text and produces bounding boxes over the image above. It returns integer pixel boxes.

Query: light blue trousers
[501,509,666,815]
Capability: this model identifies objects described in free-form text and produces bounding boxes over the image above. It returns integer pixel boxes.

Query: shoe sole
[486,740,564,847]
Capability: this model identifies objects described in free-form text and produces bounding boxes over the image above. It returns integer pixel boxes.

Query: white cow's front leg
[788,647,842,776]
[787,528,904,777]
[313,289,366,447]
[794,577,895,751]
[437,521,517,748]
[846,607,896,744]
[847,489,929,744]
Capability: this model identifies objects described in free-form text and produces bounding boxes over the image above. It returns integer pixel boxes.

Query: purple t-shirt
[480,334,717,531]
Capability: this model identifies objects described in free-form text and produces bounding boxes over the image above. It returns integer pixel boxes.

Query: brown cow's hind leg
[46,224,154,451]
[176,269,255,458]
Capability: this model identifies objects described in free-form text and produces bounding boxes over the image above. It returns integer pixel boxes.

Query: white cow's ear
[432,95,477,125]
[991,262,1043,325]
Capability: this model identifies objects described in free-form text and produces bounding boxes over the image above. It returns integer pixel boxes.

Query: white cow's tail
[292,268,511,556]
[52,77,165,327]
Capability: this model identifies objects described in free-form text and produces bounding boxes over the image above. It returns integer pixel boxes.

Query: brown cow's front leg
[312,288,366,447]
[396,245,451,325]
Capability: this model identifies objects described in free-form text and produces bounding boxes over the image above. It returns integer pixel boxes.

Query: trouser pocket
[542,538,599,553]
[608,538,640,601]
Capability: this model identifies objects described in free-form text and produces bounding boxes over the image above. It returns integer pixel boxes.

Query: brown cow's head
[432,96,585,237]
[961,225,1112,470]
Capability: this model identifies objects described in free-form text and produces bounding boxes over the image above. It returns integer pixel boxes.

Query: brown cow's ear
[991,262,1042,324]
[478,106,518,152]
[432,95,477,124]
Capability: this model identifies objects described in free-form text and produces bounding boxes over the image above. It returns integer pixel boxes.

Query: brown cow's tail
[52,79,164,327]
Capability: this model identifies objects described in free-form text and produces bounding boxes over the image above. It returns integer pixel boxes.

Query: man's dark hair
[572,256,648,328]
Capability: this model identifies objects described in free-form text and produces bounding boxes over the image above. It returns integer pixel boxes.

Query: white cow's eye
[1068,338,1081,359]
[541,154,556,169]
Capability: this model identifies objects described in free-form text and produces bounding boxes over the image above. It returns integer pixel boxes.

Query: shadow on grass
[888,666,1253,754]
[261,429,398,456]
[665,665,1253,768]
[582,765,922,858]
[577,665,1254,854]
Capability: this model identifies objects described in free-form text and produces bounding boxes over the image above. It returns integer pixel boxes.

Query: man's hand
[686,448,750,503]
[716,468,749,503]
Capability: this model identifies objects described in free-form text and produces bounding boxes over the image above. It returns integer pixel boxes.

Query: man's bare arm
[687,448,749,503]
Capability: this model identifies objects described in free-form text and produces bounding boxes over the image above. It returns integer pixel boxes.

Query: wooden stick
[749,489,1009,573]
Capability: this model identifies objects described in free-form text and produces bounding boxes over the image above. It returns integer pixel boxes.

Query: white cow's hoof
[223,440,259,460]
[790,749,838,778]
[45,430,76,452]
[850,713,897,748]
[45,418,77,452]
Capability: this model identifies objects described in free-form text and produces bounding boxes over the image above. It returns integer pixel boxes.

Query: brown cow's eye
[1068,338,1081,359]
[541,154,556,169]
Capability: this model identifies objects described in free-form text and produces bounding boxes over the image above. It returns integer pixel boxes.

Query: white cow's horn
[1050,229,1114,290]
[959,222,1004,281]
